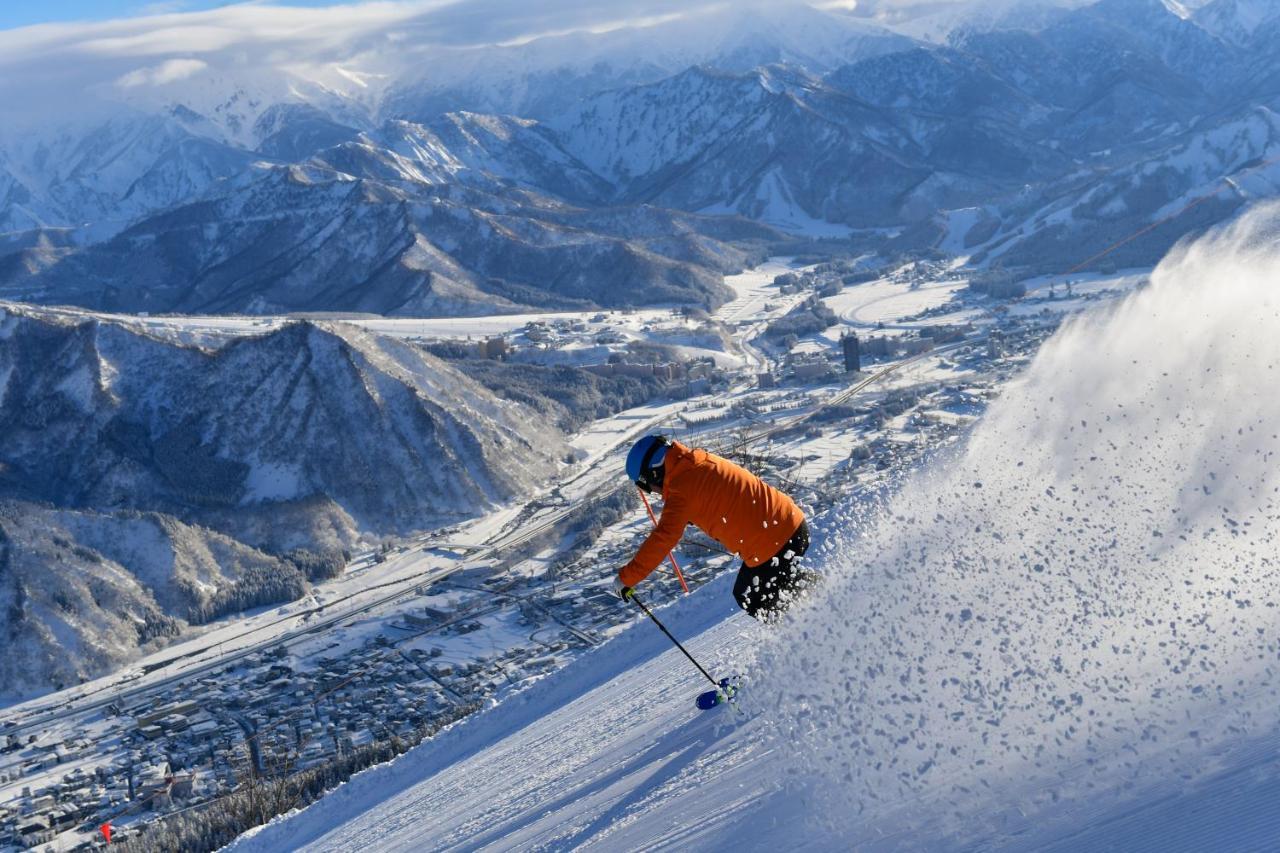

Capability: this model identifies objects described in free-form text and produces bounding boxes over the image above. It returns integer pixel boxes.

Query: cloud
[0,2,440,127]
[0,0,730,126]
[0,0,1085,132]
[87,26,245,57]
[115,57,209,88]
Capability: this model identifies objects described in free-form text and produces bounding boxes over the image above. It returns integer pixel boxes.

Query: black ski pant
[732,520,811,620]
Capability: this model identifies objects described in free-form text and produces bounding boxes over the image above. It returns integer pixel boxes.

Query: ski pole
[638,488,690,593]
[628,592,719,691]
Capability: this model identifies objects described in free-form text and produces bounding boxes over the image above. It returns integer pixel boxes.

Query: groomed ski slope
[229,573,811,851]
[233,206,1280,852]
[230,569,1280,853]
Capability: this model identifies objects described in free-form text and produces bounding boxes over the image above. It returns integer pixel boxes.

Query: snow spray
[753,203,1280,842]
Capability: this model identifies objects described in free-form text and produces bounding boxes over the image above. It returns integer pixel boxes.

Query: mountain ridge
[3,0,1280,312]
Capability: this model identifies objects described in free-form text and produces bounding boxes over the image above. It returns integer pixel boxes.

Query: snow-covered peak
[546,65,776,184]
[1160,0,1196,19]
[1083,0,1191,23]
[107,64,380,151]
[1194,0,1280,45]
[683,1,914,71]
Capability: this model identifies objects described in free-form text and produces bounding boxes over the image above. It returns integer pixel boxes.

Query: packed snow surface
[236,205,1280,849]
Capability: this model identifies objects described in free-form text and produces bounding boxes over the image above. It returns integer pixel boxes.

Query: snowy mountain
[0,306,559,542]
[986,104,1280,269]
[549,63,1060,232]
[3,0,1280,312]
[1193,0,1280,47]
[0,113,257,235]
[0,303,578,694]
[0,503,303,698]
[852,0,1082,44]
[540,0,1267,244]
[4,151,766,316]
[324,116,610,203]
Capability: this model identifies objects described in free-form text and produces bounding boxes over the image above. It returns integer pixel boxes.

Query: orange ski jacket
[619,441,804,589]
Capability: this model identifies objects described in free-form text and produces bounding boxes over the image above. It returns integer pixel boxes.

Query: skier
[613,435,811,619]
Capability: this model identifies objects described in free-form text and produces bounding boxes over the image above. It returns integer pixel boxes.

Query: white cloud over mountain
[0,0,1099,129]
[115,57,210,87]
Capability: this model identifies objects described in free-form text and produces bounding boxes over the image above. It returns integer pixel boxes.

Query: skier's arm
[618,492,689,588]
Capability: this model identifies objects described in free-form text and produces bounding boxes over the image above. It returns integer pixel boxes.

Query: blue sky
[0,1,346,30]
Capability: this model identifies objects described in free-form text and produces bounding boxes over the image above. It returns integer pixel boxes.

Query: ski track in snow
[235,205,1280,851]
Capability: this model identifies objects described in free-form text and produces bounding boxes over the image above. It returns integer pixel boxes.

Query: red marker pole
[100,822,112,844]
[638,488,689,593]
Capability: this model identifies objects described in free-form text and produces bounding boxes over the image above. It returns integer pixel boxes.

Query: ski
[695,677,740,711]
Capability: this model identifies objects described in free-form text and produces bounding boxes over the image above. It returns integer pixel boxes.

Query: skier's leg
[760,522,816,617]
[733,563,768,618]
[732,560,786,619]
[732,522,813,620]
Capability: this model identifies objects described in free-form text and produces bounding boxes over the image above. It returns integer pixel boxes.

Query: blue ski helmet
[626,435,670,487]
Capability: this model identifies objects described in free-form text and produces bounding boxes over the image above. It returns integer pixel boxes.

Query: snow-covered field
[233,206,1280,852]
[826,277,966,329]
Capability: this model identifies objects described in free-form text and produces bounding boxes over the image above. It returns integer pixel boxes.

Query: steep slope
[228,574,782,853]
[229,573,1280,852]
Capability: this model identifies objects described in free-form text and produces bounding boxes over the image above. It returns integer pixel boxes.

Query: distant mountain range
[2,0,1279,315]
